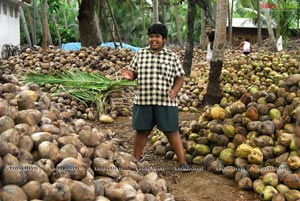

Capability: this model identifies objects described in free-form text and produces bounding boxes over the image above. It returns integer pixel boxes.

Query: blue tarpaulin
[61,42,140,52]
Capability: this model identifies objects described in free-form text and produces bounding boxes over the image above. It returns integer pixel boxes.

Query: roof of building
[13,0,31,5]
[229,18,276,28]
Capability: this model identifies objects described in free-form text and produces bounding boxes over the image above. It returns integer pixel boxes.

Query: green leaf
[24,71,136,116]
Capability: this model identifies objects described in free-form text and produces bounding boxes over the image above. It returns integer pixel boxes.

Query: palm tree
[20,7,32,46]
[200,8,206,50]
[228,0,234,47]
[183,0,196,77]
[264,0,277,51]
[204,0,228,105]
[78,0,98,47]
[152,0,159,23]
[257,0,262,48]
[174,3,184,48]
[41,0,49,50]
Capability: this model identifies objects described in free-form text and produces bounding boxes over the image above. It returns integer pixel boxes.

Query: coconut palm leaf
[24,71,136,116]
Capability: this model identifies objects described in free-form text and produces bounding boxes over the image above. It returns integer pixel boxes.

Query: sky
[146,0,152,5]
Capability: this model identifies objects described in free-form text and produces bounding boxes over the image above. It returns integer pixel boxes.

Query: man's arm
[169,76,184,100]
[235,42,244,50]
[120,69,137,81]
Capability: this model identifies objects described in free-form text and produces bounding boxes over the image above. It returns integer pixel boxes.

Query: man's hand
[120,69,135,81]
[168,89,176,100]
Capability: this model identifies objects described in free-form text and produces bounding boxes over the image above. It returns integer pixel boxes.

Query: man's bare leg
[133,130,152,161]
[165,131,186,164]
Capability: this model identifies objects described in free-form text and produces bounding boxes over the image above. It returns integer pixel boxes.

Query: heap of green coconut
[151,50,300,201]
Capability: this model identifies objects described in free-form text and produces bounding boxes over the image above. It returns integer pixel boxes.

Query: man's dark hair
[148,24,168,39]
[208,31,215,43]
[207,31,215,49]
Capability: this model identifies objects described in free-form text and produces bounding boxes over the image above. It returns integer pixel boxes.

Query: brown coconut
[48,182,71,201]
[22,181,43,200]
[0,185,28,201]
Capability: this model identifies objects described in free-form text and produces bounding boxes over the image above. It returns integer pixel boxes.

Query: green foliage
[19,0,299,48]
[59,26,79,43]
[47,0,63,13]
[24,71,137,115]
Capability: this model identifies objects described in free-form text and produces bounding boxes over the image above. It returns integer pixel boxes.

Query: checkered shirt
[128,46,185,106]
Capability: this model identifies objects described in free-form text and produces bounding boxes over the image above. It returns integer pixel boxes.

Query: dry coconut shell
[99,114,114,123]
[25,164,49,183]
[56,157,88,180]
[35,158,55,177]
[78,129,102,147]
[0,185,28,201]
[21,181,43,200]
[48,182,71,201]
[2,164,27,186]
[106,182,136,200]
[38,141,61,164]
[56,178,95,201]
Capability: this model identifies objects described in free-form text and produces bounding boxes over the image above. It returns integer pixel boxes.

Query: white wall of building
[0,0,20,58]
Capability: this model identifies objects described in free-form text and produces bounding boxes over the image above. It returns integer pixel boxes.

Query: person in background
[235,38,252,55]
[206,30,215,65]
[121,23,191,171]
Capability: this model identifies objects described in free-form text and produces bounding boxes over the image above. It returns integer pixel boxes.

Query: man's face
[149,34,166,51]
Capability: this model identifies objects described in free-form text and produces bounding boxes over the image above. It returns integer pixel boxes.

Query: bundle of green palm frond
[24,71,136,116]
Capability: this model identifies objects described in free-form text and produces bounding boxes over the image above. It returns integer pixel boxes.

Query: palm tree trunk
[142,2,147,46]
[257,0,262,48]
[183,0,195,77]
[41,0,48,50]
[200,8,206,50]
[204,0,228,105]
[63,0,68,28]
[174,4,184,48]
[94,12,103,43]
[25,6,35,46]
[264,2,277,51]
[50,13,61,47]
[228,0,233,47]
[159,0,166,25]
[78,0,98,47]
[32,0,37,45]
[20,7,32,46]
[152,0,159,24]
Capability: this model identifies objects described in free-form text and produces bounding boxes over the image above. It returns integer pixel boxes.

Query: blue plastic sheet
[61,42,81,51]
[61,42,140,52]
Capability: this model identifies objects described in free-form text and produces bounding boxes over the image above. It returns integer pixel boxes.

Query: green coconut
[192,155,205,165]
[277,133,293,147]
[276,184,290,194]
[284,189,300,201]
[235,144,253,159]
[210,106,227,120]
[273,144,287,156]
[188,133,199,141]
[263,172,279,187]
[222,124,236,138]
[290,139,297,151]
[247,147,264,164]
[194,144,211,156]
[219,148,235,166]
[253,179,266,194]
[269,108,282,119]
[288,155,300,170]
[261,186,278,201]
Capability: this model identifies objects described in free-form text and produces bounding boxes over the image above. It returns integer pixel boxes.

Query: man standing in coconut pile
[121,23,191,172]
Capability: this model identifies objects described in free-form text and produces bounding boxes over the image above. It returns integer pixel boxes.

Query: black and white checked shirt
[129,46,185,106]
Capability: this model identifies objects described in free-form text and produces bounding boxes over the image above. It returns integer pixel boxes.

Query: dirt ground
[97,112,261,201]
